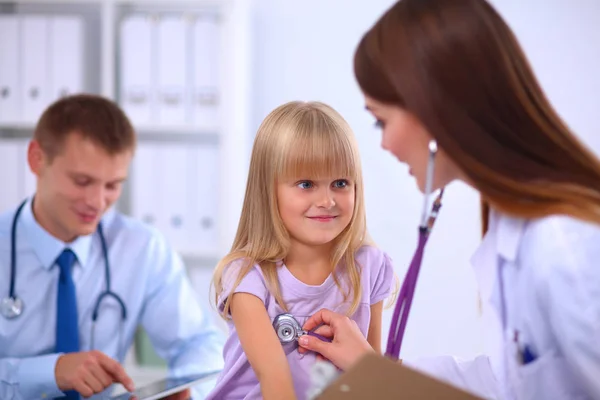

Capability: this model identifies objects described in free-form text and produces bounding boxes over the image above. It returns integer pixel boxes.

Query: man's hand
[55,351,135,398]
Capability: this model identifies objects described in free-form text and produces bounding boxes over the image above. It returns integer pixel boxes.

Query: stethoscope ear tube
[420,140,438,229]
[386,140,444,360]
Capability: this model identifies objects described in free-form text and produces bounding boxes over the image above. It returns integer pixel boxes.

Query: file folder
[159,144,190,251]
[49,16,84,101]
[119,14,154,125]
[191,15,220,129]
[0,141,22,213]
[21,16,50,123]
[316,354,483,400]
[0,16,20,124]
[190,144,219,253]
[156,16,187,125]
[19,139,36,198]
[130,143,161,228]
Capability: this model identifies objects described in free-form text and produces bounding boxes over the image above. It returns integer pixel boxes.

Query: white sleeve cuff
[17,353,64,399]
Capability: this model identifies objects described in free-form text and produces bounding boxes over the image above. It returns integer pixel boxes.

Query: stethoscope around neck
[1,198,128,354]
[272,140,444,361]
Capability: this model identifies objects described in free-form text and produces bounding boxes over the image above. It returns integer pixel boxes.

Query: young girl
[207,101,395,400]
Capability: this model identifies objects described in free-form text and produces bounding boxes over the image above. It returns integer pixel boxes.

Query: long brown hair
[354,0,600,234]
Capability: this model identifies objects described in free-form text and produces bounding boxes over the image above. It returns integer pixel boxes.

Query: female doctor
[297,0,600,399]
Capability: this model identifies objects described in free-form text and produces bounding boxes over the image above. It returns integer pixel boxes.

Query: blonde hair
[212,101,372,318]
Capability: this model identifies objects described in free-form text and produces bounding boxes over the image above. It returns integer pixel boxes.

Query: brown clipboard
[316,353,484,399]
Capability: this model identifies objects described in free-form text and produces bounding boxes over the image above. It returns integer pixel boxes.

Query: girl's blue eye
[297,181,313,189]
[374,120,385,129]
[333,179,349,189]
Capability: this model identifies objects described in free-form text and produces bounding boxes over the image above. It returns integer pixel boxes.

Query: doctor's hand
[297,308,374,371]
[55,350,135,398]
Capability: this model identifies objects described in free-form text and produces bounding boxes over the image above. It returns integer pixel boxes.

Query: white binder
[130,143,161,228]
[0,141,22,213]
[190,144,219,253]
[21,16,50,124]
[49,16,84,101]
[119,14,154,125]
[191,15,220,129]
[18,139,36,198]
[159,144,191,251]
[156,16,187,125]
[0,16,20,124]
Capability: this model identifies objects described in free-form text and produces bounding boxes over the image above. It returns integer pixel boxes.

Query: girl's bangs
[277,125,358,182]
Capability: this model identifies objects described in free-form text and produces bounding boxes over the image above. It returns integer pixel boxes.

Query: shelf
[0,122,36,131]
[0,0,224,4]
[135,126,221,145]
[0,0,250,395]
[0,1,102,4]
[179,249,222,267]
[115,0,226,12]
[0,123,36,139]
[0,123,221,144]
[135,124,218,134]
[0,123,218,135]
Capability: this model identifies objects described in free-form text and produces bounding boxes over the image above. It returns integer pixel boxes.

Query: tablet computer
[110,370,221,400]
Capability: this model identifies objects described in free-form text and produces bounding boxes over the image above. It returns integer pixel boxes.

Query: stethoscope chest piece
[1,296,23,319]
[273,313,304,344]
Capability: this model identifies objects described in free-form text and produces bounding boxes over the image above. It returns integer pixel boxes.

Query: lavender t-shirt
[206,245,394,400]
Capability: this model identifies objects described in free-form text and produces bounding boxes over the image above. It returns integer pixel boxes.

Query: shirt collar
[20,197,94,270]
[493,209,527,263]
[469,207,527,303]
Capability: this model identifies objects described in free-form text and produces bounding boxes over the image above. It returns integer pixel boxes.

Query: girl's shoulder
[355,244,393,269]
[218,257,272,308]
[354,245,396,303]
[222,257,266,281]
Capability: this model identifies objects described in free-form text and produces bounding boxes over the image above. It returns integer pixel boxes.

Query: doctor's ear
[27,140,45,176]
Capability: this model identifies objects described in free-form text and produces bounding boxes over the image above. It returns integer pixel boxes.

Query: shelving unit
[0,0,251,381]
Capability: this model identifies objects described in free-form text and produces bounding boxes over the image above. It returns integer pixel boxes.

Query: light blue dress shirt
[0,198,226,399]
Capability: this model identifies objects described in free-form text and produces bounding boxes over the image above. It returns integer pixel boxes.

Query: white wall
[249,0,600,362]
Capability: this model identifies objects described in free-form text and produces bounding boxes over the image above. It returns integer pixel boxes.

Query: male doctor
[0,94,225,399]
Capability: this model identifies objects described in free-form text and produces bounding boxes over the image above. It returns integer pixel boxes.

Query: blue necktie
[55,249,80,400]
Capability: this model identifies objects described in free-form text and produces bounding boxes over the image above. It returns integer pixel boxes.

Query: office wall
[249,0,600,361]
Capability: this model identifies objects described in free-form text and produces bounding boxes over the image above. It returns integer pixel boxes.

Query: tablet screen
[111,370,221,400]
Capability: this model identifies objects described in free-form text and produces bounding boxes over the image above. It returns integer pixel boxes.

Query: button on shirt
[0,199,225,399]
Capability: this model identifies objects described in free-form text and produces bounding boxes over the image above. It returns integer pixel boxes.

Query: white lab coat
[405,209,600,400]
